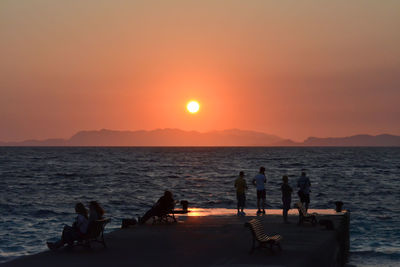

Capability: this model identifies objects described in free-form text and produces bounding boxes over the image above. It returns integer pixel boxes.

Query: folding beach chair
[152,205,177,224]
[77,218,111,248]
[151,200,189,224]
[295,201,317,226]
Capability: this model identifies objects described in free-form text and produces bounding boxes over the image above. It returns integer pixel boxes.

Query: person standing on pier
[234,171,248,216]
[252,167,267,215]
[297,171,311,211]
[281,175,293,223]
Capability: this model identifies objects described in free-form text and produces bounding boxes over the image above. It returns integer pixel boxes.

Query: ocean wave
[55,172,76,177]
[31,209,68,217]
[351,249,400,260]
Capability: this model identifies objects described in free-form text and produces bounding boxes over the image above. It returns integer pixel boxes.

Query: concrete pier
[2,209,349,267]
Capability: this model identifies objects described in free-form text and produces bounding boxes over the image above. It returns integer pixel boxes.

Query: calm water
[1,147,399,266]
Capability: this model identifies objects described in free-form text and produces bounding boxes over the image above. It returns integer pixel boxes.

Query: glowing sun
[187,100,200,114]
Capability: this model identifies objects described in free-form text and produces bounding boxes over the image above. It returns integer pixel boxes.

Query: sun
[186,100,200,114]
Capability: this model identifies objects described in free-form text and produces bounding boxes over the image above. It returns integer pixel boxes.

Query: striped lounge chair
[245,218,282,254]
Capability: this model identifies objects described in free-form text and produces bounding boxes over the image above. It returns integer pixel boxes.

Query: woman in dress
[281,175,293,223]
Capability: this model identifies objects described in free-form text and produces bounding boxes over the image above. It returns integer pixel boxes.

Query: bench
[76,218,111,248]
[245,218,282,254]
[295,201,317,226]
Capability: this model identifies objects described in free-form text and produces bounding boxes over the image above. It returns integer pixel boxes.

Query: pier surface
[2,209,349,267]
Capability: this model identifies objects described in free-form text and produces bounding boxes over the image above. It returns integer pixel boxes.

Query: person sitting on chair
[87,201,106,234]
[89,201,105,222]
[139,191,175,224]
[47,202,89,250]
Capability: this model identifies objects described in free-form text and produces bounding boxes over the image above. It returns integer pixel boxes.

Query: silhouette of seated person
[139,191,175,224]
[46,202,89,250]
[85,200,106,234]
[89,200,105,222]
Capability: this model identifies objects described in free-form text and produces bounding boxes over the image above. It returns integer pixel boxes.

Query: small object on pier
[335,201,344,212]
[180,200,189,212]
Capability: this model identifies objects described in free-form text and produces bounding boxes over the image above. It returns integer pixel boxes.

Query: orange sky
[1,0,400,142]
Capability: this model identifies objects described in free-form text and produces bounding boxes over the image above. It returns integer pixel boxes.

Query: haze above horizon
[1,0,399,142]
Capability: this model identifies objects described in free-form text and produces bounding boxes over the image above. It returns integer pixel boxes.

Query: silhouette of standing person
[234,171,248,216]
[297,171,311,211]
[281,175,292,223]
[252,167,267,215]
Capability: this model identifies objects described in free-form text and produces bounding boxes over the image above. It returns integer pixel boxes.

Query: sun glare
[187,101,200,114]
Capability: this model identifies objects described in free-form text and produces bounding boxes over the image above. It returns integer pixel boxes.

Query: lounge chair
[245,218,282,254]
[152,211,177,224]
[77,218,111,248]
[152,207,177,224]
[295,201,317,225]
[151,200,189,224]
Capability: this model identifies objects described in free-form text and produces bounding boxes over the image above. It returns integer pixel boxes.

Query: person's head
[75,202,88,218]
[239,171,244,177]
[164,190,173,200]
[259,167,265,174]
[89,201,105,217]
[301,171,306,176]
[282,175,288,184]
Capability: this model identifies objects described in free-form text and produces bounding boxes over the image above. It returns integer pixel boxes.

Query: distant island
[0,129,399,146]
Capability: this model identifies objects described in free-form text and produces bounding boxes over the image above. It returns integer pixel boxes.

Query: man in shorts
[252,167,267,214]
[297,171,311,211]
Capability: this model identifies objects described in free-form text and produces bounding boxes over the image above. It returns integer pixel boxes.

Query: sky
[1,0,399,142]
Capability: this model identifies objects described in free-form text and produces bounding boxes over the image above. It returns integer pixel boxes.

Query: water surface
[1,147,399,266]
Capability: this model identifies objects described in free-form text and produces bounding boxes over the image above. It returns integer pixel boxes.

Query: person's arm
[234,179,237,188]
[245,180,248,190]
[264,176,266,184]
[252,177,256,186]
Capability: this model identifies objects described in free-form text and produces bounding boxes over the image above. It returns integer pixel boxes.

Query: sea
[0,147,399,266]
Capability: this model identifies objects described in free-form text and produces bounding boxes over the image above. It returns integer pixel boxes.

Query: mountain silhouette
[1,129,399,146]
[303,134,400,146]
